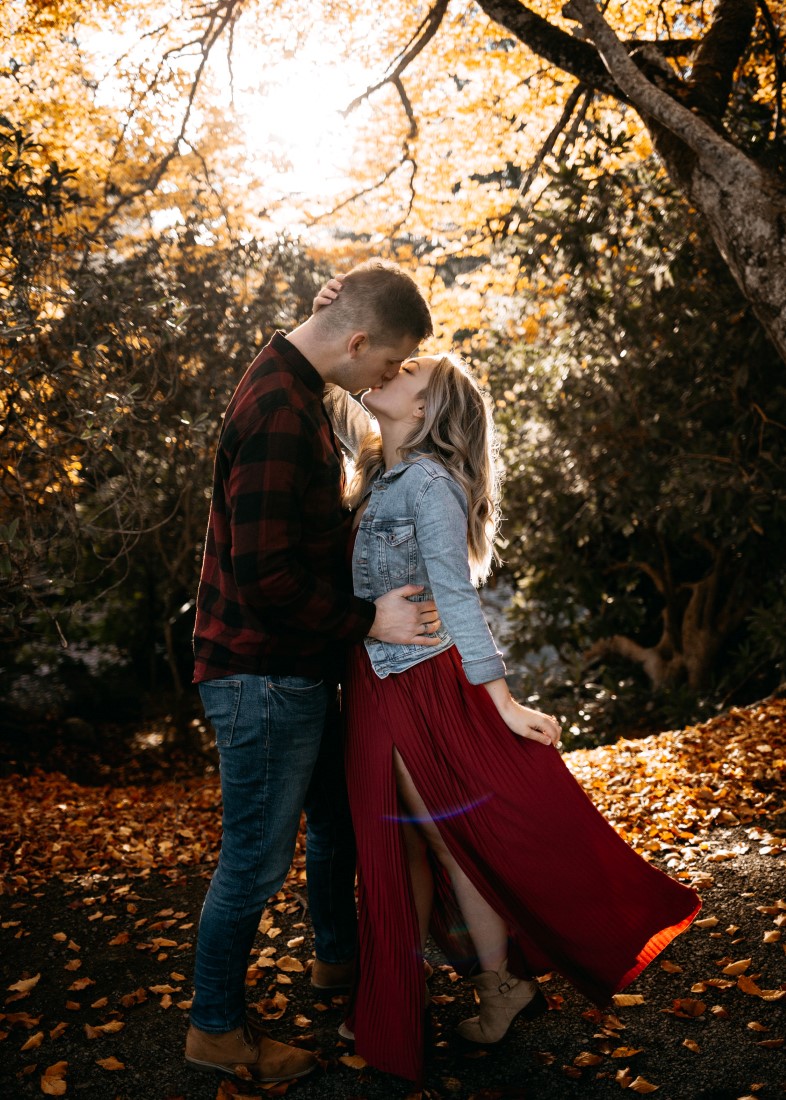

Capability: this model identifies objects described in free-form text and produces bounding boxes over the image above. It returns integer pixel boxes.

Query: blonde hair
[345,354,501,585]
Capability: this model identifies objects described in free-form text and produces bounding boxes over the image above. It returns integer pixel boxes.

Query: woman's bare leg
[400,818,433,952]
[393,750,508,974]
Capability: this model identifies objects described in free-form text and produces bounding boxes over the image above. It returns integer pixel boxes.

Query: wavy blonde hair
[344,354,501,585]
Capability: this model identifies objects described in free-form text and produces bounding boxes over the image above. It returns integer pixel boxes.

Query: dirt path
[1,698,784,1099]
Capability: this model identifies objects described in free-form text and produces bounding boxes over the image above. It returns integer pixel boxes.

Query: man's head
[312,260,432,347]
[296,260,433,392]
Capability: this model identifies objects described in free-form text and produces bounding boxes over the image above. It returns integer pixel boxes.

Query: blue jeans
[191,673,357,1033]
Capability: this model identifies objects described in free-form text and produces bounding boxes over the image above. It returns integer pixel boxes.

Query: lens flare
[384,792,493,825]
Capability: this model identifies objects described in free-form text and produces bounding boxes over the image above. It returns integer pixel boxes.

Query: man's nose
[381,365,401,382]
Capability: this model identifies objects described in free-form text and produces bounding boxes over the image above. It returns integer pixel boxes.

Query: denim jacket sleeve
[414,474,506,685]
[322,384,373,458]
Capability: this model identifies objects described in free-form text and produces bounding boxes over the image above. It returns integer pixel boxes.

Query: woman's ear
[413,401,426,420]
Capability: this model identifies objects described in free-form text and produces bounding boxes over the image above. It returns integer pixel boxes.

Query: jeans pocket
[199,679,242,748]
[269,675,325,695]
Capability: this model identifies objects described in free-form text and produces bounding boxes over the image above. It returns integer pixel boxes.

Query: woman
[316,296,701,1083]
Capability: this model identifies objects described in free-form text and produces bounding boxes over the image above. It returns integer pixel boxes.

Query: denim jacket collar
[360,452,433,502]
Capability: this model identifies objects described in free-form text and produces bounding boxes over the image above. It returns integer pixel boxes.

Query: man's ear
[347,332,368,357]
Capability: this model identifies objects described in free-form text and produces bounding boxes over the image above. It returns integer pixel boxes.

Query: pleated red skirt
[343,643,701,1083]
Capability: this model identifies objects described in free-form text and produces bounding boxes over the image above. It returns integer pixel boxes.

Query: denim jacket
[351,455,506,684]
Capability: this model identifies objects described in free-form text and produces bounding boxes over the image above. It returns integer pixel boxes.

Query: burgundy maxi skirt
[343,643,701,1083]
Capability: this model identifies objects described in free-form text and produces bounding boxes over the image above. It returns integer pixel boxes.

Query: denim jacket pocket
[199,678,242,748]
[375,522,415,547]
[372,522,417,587]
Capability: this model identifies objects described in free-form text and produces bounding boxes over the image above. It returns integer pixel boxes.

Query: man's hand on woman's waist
[367,586,441,646]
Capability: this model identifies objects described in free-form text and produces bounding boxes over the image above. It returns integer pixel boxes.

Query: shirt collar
[380,459,413,480]
[271,331,324,398]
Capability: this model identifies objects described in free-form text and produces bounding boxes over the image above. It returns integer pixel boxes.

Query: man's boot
[185,1021,317,1082]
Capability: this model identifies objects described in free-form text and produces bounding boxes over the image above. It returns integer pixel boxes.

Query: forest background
[2,0,786,757]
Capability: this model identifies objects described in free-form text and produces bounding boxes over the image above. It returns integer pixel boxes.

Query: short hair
[315,260,432,345]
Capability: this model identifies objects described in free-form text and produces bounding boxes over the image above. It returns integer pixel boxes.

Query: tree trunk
[476,0,786,365]
[564,0,786,365]
[585,550,750,690]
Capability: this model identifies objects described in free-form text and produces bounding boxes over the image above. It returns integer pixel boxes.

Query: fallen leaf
[20,1030,44,1051]
[68,978,94,991]
[43,1062,68,1078]
[533,1051,555,1065]
[682,1039,700,1053]
[339,1054,367,1069]
[665,998,706,1018]
[721,958,751,976]
[40,1077,66,1096]
[275,955,304,973]
[7,974,41,994]
[613,994,645,1007]
[96,1056,125,1070]
[629,1076,659,1093]
[574,1051,604,1066]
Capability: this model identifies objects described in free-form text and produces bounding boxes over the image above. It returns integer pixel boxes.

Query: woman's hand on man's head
[312,275,345,314]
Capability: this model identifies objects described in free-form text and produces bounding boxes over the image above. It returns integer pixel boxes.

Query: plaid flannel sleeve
[227,406,376,640]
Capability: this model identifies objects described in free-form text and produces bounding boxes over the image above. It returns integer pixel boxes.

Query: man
[185,260,439,1083]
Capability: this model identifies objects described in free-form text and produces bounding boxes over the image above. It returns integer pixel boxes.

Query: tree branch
[515,82,586,204]
[343,0,450,116]
[684,0,757,120]
[758,0,785,138]
[90,0,245,239]
[476,0,699,99]
[562,0,762,185]
[305,164,402,226]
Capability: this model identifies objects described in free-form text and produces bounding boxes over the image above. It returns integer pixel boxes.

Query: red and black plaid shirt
[193,332,376,684]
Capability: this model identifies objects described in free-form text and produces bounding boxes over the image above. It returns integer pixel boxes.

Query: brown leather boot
[185,1022,317,1082]
[310,957,355,990]
[457,961,544,1044]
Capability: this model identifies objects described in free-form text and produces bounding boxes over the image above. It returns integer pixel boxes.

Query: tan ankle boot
[185,1022,317,1082]
[457,961,543,1044]
[310,957,355,990]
